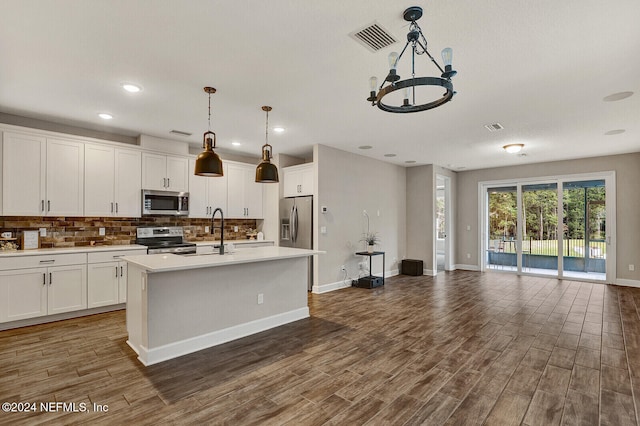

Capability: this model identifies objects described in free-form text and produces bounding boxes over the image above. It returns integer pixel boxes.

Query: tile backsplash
[0,216,259,248]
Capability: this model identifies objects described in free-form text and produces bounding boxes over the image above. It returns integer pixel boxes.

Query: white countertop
[191,239,274,246]
[0,244,147,257]
[122,246,323,273]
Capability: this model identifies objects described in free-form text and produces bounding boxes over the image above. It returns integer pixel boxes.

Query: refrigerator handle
[290,205,296,243]
[293,205,299,243]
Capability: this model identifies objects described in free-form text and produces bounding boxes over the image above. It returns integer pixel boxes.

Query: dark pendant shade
[194,149,223,176]
[255,160,278,183]
[195,132,223,176]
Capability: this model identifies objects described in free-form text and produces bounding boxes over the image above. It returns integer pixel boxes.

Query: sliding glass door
[562,180,606,281]
[482,173,614,282]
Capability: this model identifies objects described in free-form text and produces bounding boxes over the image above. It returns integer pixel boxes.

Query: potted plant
[360,232,380,253]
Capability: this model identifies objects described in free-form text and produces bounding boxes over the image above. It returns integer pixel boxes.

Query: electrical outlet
[257,293,264,304]
[39,227,47,237]
[630,264,635,271]
[99,227,105,236]
[234,226,238,232]
[205,226,210,233]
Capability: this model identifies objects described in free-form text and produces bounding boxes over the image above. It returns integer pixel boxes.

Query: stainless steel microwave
[142,190,189,216]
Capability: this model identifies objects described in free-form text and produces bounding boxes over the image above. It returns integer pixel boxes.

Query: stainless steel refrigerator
[280,195,313,290]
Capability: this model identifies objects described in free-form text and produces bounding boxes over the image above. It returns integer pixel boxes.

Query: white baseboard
[423,269,437,276]
[137,307,309,366]
[0,304,125,331]
[314,269,400,294]
[454,264,480,271]
[615,278,640,288]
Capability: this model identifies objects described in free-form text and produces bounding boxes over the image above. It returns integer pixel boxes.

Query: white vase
[367,244,374,253]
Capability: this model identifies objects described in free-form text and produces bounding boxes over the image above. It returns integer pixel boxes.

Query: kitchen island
[122,246,321,366]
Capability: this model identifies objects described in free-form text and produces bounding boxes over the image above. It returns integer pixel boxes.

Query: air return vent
[350,22,397,52]
[170,129,192,137]
[484,123,504,132]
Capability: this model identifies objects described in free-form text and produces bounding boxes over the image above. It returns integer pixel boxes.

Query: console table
[354,251,385,288]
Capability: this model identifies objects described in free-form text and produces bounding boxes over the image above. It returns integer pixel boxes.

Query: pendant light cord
[265,108,269,145]
[208,92,212,132]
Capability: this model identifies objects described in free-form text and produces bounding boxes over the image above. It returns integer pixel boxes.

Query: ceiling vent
[350,22,397,52]
[484,123,504,132]
[170,129,192,137]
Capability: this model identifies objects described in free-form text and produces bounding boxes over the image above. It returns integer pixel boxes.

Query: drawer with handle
[0,253,87,271]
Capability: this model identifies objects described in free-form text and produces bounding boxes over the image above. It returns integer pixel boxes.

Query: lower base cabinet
[87,249,144,307]
[0,262,87,323]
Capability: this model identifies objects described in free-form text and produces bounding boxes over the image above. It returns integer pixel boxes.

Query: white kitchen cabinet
[0,254,87,323]
[2,132,84,216]
[87,249,146,306]
[142,152,188,192]
[85,144,141,217]
[227,163,263,219]
[188,159,227,218]
[283,163,314,197]
[47,264,87,315]
[0,268,47,322]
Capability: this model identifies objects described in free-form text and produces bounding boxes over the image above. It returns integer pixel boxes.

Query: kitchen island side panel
[145,257,308,348]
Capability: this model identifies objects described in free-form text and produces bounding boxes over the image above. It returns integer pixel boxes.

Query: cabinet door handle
[120,266,124,277]
[39,259,55,264]
[41,200,45,212]
[43,273,46,286]
[49,272,52,285]
[116,266,119,278]
[167,178,170,188]
[115,203,118,214]
[47,200,51,212]
[111,202,114,213]
[163,177,166,188]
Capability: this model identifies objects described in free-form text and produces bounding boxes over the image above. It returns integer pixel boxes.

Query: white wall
[456,153,640,282]
[314,144,406,293]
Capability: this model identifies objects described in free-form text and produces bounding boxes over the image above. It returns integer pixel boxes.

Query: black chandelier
[367,6,457,113]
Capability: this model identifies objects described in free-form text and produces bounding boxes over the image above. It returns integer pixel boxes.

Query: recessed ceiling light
[98,113,113,120]
[121,83,142,93]
[232,142,241,146]
[384,153,396,157]
[503,143,524,153]
[603,91,633,102]
[358,145,373,150]
[273,127,285,133]
[604,129,625,135]
[405,160,416,164]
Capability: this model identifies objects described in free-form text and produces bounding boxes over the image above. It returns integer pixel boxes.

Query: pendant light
[255,106,279,183]
[194,86,224,176]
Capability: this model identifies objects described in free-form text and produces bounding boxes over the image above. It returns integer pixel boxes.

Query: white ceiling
[1,0,639,170]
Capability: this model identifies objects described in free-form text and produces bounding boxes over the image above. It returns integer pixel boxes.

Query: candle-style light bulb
[369,76,378,91]
[440,47,457,79]
[388,52,399,70]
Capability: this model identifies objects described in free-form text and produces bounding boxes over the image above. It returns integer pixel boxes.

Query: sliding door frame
[479,171,616,283]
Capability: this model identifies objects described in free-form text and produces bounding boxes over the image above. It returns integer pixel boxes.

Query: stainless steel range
[136,226,196,255]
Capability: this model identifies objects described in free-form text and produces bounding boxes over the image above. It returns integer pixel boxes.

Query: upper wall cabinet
[2,132,84,216]
[283,163,314,197]
[188,159,228,218]
[227,163,263,219]
[142,153,188,192]
[85,144,142,217]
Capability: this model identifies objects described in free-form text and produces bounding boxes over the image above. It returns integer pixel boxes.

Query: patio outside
[487,181,606,280]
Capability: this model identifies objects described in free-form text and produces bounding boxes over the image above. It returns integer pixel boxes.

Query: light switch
[205,226,210,233]
[320,226,327,234]
[39,228,47,237]
[234,226,238,232]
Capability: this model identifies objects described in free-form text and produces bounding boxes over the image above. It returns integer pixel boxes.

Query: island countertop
[122,246,322,273]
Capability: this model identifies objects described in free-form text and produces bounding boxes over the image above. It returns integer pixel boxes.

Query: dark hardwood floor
[1,271,640,425]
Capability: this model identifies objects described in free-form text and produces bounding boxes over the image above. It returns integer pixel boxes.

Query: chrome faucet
[211,207,224,255]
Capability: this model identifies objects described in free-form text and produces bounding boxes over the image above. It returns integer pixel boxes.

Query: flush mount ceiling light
[194,87,224,177]
[503,143,524,153]
[98,113,113,120]
[121,83,142,93]
[255,106,279,183]
[367,6,457,113]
